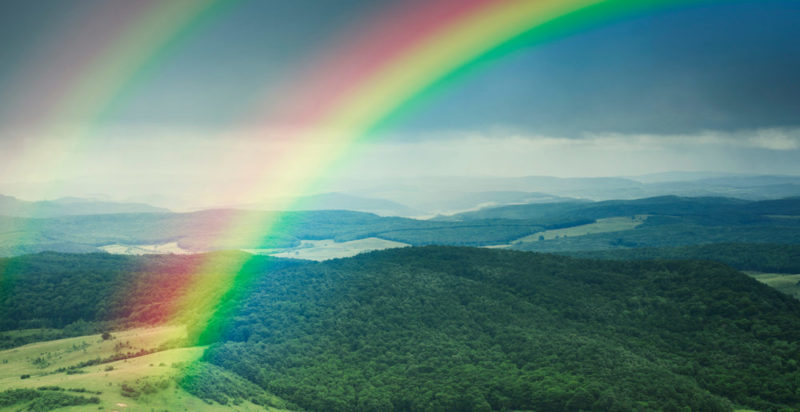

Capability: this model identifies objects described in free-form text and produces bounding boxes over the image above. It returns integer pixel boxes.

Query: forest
[564,243,800,273]
[2,247,800,410]
[2,196,797,257]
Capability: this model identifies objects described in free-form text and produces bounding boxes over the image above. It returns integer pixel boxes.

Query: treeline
[451,195,800,224]
[0,252,142,331]
[564,243,800,273]
[2,196,799,257]
[0,387,99,411]
[0,251,300,334]
[511,220,800,253]
[0,210,579,255]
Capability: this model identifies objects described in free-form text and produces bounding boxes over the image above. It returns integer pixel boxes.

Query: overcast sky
[0,0,798,204]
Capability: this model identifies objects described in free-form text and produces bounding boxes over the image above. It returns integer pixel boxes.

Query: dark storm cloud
[397,0,800,136]
[0,0,797,136]
[0,0,396,130]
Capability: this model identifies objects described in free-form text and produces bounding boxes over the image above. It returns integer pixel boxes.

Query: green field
[746,272,800,300]
[507,215,646,245]
[244,237,409,261]
[100,237,410,261]
[0,326,280,411]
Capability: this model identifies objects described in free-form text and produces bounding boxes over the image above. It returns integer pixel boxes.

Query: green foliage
[1,196,798,258]
[0,252,301,332]
[4,246,800,411]
[563,243,800,273]
[0,389,39,407]
[452,196,800,224]
[0,388,99,411]
[0,252,141,330]
[199,247,800,411]
[178,361,293,408]
[120,376,172,398]
[512,221,800,253]
[0,209,555,254]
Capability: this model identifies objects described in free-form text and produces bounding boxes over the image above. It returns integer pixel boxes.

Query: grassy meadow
[488,215,647,247]
[747,272,800,300]
[0,326,277,411]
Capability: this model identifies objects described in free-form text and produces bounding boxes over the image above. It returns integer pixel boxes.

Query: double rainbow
[4,0,705,338]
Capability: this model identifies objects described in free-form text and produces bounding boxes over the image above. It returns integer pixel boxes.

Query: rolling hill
[2,248,800,410]
[0,196,798,266]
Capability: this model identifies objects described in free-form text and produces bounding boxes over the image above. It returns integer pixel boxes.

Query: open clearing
[0,326,276,411]
[513,216,647,244]
[485,216,647,249]
[746,272,800,300]
[245,237,409,261]
[101,237,408,261]
[99,241,191,255]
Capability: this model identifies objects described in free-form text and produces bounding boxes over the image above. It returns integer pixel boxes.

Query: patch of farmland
[512,215,647,244]
[746,272,800,300]
[245,237,409,261]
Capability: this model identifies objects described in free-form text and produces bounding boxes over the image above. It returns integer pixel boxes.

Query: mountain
[0,194,169,218]
[344,174,800,212]
[349,176,648,210]
[247,192,420,216]
[626,171,743,183]
[401,190,581,216]
[646,175,800,199]
[447,195,800,222]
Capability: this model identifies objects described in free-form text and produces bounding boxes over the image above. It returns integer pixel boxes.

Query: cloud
[578,128,800,151]
[1,124,798,207]
[745,128,800,150]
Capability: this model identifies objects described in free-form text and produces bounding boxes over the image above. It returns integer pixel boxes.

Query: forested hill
[0,209,579,256]
[3,248,800,410]
[1,196,799,257]
[445,195,800,222]
[205,247,800,411]
[563,243,800,273]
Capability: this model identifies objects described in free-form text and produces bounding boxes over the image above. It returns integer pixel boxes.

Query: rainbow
[2,0,712,340]
[175,0,709,342]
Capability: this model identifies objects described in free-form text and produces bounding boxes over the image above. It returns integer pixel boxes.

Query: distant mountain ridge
[243,192,421,216]
[0,194,170,218]
[349,174,800,212]
[446,195,800,223]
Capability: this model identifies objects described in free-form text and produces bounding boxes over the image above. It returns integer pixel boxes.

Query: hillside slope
[203,247,800,411]
[3,248,800,411]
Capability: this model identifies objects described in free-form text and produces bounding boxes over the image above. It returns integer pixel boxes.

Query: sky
[0,0,798,206]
